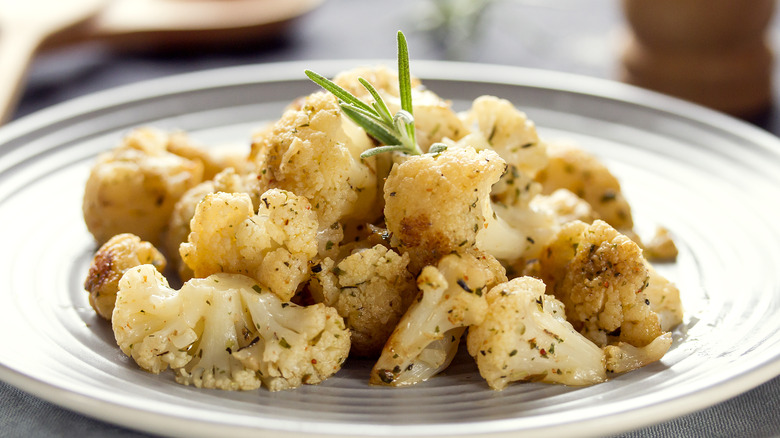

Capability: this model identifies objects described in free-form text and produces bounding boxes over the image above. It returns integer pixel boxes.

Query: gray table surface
[3,0,780,436]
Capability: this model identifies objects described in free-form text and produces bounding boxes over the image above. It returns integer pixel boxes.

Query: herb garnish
[305,31,446,158]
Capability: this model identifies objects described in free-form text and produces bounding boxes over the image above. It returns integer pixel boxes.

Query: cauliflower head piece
[249,91,380,227]
[535,140,633,231]
[383,146,506,271]
[83,127,204,246]
[113,265,350,391]
[84,233,166,320]
[180,189,318,301]
[165,168,264,281]
[308,244,418,357]
[533,220,665,350]
[459,95,548,206]
[467,277,606,390]
[643,261,683,332]
[370,250,506,387]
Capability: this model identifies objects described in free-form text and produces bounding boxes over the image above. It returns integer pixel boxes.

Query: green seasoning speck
[252,284,263,293]
[279,338,291,349]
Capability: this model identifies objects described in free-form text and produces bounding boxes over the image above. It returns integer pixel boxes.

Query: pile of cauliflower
[82,66,683,393]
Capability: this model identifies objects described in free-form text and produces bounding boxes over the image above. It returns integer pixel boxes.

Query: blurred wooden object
[41,0,324,51]
[0,0,106,124]
[620,0,775,118]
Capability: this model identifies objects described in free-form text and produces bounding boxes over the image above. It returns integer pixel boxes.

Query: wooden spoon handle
[0,27,42,124]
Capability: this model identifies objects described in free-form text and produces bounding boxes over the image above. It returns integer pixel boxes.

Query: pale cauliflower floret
[333,66,468,150]
[460,95,548,206]
[604,332,673,374]
[83,127,204,246]
[249,91,379,226]
[382,146,506,271]
[113,265,210,376]
[230,283,350,391]
[308,245,418,357]
[479,195,559,263]
[535,140,633,231]
[180,190,318,301]
[113,265,350,391]
[643,262,683,331]
[370,250,506,386]
[467,277,606,390]
[84,233,166,320]
[408,89,469,151]
[165,168,264,281]
[531,188,600,226]
[534,220,666,350]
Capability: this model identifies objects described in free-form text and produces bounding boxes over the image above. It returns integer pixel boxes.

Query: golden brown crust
[84,233,166,320]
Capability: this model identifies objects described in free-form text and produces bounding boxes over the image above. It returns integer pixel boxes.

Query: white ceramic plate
[1,61,779,438]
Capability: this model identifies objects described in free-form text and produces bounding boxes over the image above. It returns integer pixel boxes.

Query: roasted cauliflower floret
[231,282,351,391]
[180,190,318,301]
[531,188,600,226]
[309,245,418,357]
[467,277,606,390]
[383,146,506,270]
[165,168,264,281]
[370,250,506,386]
[643,262,683,331]
[460,95,548,206]
[83,127,204,246]
[535,140,633,231]
[84,233,166,320]
[249,91,380,227]
[164,134,248,180]
[604,332,673,374]
[534,220,665,350]
[113,265,350,391]
[643,227,679,262]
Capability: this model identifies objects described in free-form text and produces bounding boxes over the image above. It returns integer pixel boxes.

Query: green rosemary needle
[306,31,445,159]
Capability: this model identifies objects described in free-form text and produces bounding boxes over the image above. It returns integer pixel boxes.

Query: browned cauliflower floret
[164,134,248,180]
[113,265,350,391]
[370,250,506,387]
[83,128,204,246]
[249,91,380,227]
[467,277,606,390]
[459,95,548,206]
[165,168,264,281]
[308,244,418,357]
[383,146,506,271]
[534,220,665,350]
[535,140,633,231]
[643,226,679,262]
[180,189,318,301]
[83,233,166,320]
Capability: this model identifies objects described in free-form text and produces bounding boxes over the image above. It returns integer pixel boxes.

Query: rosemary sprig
[306,31,436,159]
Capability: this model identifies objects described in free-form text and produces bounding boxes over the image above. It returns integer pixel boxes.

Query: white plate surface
[1,61,779,438]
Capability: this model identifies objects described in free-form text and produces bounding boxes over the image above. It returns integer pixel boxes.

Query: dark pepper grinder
[620,0,775,119]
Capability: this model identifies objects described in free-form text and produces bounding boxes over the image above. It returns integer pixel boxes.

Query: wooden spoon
[0,0,107,123]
